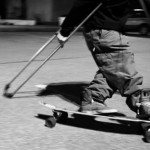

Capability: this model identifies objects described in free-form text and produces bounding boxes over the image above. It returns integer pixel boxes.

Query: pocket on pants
[95,51,137,75]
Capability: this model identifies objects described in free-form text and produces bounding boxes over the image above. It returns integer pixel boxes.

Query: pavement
[0,31,150,150]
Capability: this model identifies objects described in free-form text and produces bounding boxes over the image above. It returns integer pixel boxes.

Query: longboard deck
[37,85,150,143]
[39,101,150,123]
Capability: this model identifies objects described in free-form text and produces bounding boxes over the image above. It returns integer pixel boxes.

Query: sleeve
[60,0,101,37]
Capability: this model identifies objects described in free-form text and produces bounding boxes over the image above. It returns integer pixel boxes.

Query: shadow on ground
[36,113,143,136]
[37,81,90,106]
[35,81,145,140]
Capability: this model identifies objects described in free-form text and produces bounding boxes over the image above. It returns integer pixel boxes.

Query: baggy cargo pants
[82,29,143,104]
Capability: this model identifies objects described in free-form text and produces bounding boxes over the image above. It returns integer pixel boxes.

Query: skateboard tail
[39,101,56,109]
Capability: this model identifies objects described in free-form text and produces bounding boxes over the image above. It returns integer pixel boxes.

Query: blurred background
[0,0,149,26]
[0,0,74,25]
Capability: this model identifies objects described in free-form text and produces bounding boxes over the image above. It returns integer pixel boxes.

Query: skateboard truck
[45,111,68,128]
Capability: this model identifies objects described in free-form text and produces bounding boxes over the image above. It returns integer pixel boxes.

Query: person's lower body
[79,29,150,118]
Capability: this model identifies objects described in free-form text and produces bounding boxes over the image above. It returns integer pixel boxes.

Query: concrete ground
[0,31,150,150]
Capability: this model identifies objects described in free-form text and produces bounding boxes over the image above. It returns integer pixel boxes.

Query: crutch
[3,2,102,98]
[139,0,150,18]
[3,33,57,97]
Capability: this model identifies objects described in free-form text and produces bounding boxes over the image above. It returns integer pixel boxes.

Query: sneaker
[126,90,141,113]
[137,89,150,119]
[79,101,118,114]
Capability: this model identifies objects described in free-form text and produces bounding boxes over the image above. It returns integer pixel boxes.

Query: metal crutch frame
[3,2,102,98]
[3,33,57,98]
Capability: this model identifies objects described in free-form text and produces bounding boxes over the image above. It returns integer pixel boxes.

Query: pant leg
[83,29,143,103]
[95,51,143,96]
[82,30,116,102]
[87,71,116,102]
[81,71,114,105]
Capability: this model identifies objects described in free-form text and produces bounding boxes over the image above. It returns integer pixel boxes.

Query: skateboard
[39,101,150,143]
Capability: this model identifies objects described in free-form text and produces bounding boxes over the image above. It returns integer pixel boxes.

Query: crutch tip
[3,92,14,98]
[4,84,10,91]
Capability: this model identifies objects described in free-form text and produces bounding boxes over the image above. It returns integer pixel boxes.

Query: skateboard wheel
[45,117,56,128]
[141,123,150,143]
[145,128,150,143]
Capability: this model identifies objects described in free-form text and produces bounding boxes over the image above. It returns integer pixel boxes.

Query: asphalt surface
[0,31,150,150]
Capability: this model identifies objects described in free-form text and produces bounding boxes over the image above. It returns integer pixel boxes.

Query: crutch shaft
[9,34,57,85]
[67,2,102,40]
[11,44,62,96]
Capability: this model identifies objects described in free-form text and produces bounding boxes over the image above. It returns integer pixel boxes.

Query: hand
[57,32,68,47]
